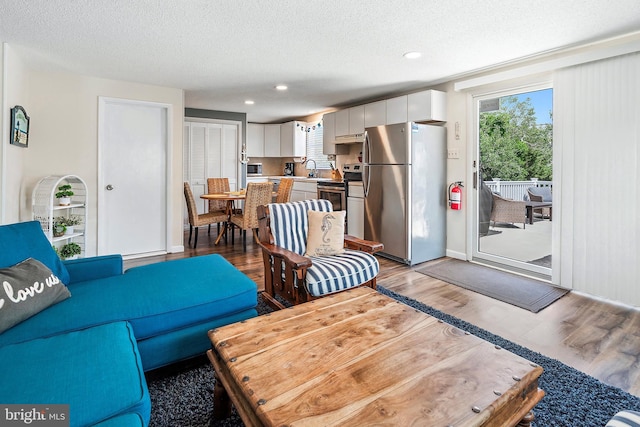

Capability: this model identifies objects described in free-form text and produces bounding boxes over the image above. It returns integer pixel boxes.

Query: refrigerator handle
[363,131,370,164]
[363,165,370,197]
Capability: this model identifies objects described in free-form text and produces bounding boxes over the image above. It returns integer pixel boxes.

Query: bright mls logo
[1,405,69,426]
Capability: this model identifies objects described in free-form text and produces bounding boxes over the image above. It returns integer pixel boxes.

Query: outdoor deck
[479,216,552,267]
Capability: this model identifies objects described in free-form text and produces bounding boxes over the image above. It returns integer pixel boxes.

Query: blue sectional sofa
[0,221,258,426]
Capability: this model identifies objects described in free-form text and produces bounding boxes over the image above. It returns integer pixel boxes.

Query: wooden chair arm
[258,242,313,270]
[344,234,384,254]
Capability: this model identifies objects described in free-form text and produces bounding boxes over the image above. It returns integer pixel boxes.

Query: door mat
[416,259,568,312]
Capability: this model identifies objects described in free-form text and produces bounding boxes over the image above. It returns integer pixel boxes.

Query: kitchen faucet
[305,159,317,178]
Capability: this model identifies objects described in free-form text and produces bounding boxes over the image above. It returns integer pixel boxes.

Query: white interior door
[99,98,169,257]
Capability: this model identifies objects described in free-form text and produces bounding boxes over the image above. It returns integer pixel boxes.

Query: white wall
[1,44,29,225]
[1,54,185,254]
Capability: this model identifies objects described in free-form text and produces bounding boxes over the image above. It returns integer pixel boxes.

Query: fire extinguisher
[448,181,464,210]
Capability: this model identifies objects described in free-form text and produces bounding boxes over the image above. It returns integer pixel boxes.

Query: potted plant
[53,223,66,237]
[55,184,74,206]
[55,215,82,235]
[59,242,81,260]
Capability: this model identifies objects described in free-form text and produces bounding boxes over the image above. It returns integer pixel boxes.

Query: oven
[317,181,346,213]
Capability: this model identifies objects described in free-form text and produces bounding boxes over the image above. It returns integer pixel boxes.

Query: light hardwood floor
[126,230,640,397]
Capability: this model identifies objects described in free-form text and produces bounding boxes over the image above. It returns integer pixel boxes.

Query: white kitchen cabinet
[334,109,350,137]
[347,182,364,239]
[348,105,365,134]
[322,112,336,154]
[264,124,281,157]
[364,101,386,128]
[247,123,265,157]
[290,181,317,202]
[408,90,447,122]
[280,121,306,157]
[322,112,348,155]
[386,95,408,124]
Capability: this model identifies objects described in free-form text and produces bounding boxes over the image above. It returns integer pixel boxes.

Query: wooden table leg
[214,201,234,245]
[207,350,232,422]
[516,411,535,427]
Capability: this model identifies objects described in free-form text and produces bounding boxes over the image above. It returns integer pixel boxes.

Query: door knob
[106,184,114,191]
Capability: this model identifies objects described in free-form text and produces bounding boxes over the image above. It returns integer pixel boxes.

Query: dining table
[200,192,248,245]
[200,191,276,245]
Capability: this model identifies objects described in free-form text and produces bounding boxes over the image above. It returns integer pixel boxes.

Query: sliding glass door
[472,86,553,278]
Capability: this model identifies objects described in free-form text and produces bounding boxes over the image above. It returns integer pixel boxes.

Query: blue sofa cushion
[0,322,150,427]
[92,413,145,427]
[0,221,70,284]
[0,258,71,333]
[0,254,257,347]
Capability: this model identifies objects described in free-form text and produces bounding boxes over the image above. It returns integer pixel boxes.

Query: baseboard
[446,249,467,261]
[170,245,185,253]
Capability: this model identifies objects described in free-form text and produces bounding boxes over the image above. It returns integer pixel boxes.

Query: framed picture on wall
[10,105,30,148]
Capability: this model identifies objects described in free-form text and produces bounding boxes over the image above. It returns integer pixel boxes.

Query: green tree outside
[479,95,552,181]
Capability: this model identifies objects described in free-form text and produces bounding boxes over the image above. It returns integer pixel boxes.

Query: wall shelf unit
[32,175,87,258]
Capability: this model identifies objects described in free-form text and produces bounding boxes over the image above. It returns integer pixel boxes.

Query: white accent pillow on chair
[305,210,345,257]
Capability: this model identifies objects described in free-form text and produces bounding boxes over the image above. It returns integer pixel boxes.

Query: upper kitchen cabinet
[334,109,350,136]
[280,121,306,157]
[348,105,365,134]
[335,107,365,136]
[247,123,265,157]
[364,101,386,128]
[322,112,349,155]
[386,96,408,125]
[264,124,281,157]
[408,90,447,123]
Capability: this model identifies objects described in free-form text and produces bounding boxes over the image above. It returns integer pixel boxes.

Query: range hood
[335,133,366,144]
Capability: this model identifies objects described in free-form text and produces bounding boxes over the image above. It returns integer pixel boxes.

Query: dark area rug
[416,258,568,312]
[147,289,640,426]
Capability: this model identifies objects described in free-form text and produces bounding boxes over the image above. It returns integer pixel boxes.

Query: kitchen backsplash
[249,143,361,178]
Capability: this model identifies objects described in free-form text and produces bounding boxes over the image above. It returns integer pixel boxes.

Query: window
[305,121,330,169]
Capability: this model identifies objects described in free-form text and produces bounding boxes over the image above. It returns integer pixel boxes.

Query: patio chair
[527,186,552,219]
[490,193,527,229]
[256,199,383,309]
[229,182,274,251]
[207,177,230,235]
[275,177,294,203]
[184,182,227,248]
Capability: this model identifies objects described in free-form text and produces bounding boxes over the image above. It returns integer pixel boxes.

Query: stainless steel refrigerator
[363,122,446,265]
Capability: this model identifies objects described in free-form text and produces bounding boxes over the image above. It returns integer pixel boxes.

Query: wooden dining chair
[207,178,230,213]
[184,182,227,248]
[229,182,274,251]
[207,177,232,236]
[275,177,294,203]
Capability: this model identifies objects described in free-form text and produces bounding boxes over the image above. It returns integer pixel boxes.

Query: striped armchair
[256,199,383,309]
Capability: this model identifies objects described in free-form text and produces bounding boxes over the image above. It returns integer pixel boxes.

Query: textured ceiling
[1,0,639,122]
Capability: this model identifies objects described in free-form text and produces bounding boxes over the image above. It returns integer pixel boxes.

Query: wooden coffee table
[207,287,544,426]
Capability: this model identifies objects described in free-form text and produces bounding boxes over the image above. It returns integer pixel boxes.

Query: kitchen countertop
[265,176,337,183]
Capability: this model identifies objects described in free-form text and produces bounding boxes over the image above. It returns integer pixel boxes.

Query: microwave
[247,163,262,176]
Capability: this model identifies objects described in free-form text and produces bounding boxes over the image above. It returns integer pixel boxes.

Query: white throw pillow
[305,210,345,257]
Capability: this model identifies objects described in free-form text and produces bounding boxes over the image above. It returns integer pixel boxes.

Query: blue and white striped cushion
[607,411,640,427]
[269,199,333,256]
[305,249,379,297]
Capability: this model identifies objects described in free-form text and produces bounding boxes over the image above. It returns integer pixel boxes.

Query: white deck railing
[484,179,552,201]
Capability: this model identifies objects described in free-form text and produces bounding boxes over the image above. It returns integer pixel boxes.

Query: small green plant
[59,242,81,259]
[54,215,82,227]
[55,184,74,199]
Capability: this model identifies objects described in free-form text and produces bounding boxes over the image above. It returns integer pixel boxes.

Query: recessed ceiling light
[403,51,422,59]
[244,100,255,105]
[275,85,288,91]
